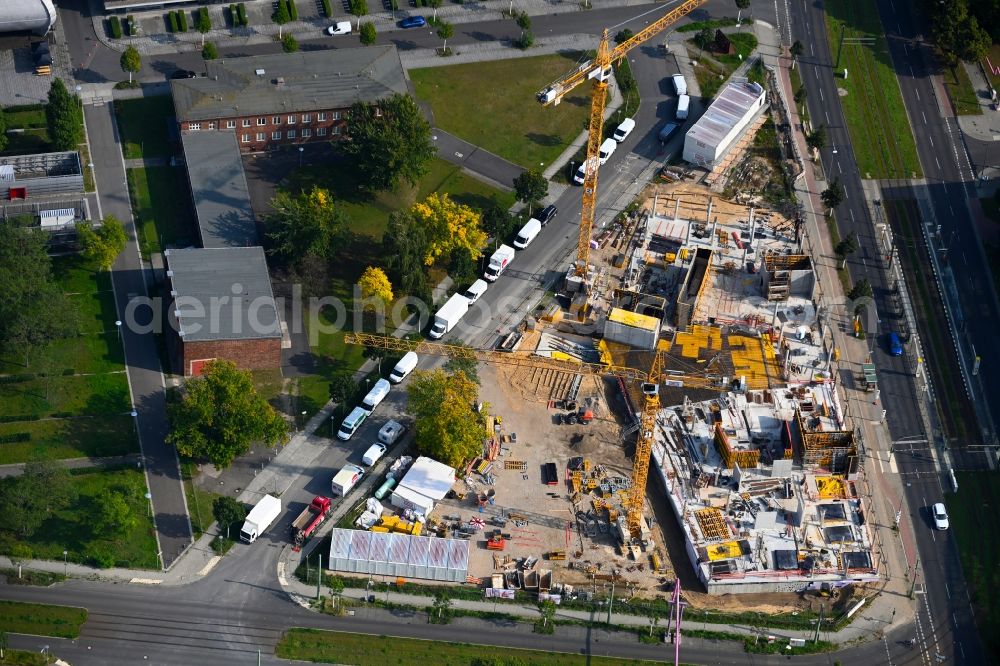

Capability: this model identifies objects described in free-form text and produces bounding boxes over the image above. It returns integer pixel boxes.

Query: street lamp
[144,492,152,517]
[115,320,122,342]
[298,146,304,167]
[63,550,68,576]
[300,410,307,432]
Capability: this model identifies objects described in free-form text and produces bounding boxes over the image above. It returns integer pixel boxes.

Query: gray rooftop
[166,247,281,342]
[180,130,257,249]
[685,80,766,149]
[171,46,407,122]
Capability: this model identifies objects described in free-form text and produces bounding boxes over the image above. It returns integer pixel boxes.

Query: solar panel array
[328,528,470,582]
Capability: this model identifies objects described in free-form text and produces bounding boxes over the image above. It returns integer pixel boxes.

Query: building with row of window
[170,46,408,153]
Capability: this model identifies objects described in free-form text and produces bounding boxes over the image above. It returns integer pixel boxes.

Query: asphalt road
[84,102,192,569]
[790,2,985,664]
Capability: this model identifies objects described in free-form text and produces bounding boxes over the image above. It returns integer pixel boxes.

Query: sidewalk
[0,453,142,479]
[956,61,1000,142]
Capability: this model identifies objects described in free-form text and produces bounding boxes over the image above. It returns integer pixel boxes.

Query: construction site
[327,0,880,617]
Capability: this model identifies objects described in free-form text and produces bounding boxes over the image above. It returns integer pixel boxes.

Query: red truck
[290,496,332,547]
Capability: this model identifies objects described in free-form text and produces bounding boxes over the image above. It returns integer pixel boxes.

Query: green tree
[481,201,518,242]
[407,369,482,467]
[349,0,368,27]
[835,231,858,268]
[328,372,357,404]
[513,169,548,213]
[202,41,219,60]
[432,591,452,621]
[537,600,556,628]
[212,496,246,537]
[76,214,127,271]
[95,489,138,538]
[821,178,845,210]
[343,93,436,193]
[8,543,33,579]
[806,124,826,151]
[273,0,291,32]
[933,0,990,64]
[789,39,804,69]
[448,246,477,286]
[196,7,212,44]
[437,21,454,54]
[443,345,480,385]
[45,78,83,151]
[516,11,531,32]
[848,278,873,301]
[362,345,386,374]
[794,85,807,106]
[359,21,377,45]
[696,27,714,51]
[0,461,78,537]
[427,0,442,20]
[614,28,633,44]
[265,186,348,268]
[382,211,430,302]
[514,30,534,49]
[0,109,7,152]
[282,33,299,52]
[166,360,289,468]
[120,45,141,84]
[0,219,77,366]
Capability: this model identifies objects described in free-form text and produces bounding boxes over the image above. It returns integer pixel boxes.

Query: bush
[514,30,534,49]
[322,0,333,16]
[282,33,299,52]
[211,536,234,555]
[237,3,248,26]
[0,374,35,384]
[176,10,188,32]
[109,16,122,39]
[167,10,178,32]
[288,0,298,20]
[360,21,377,45]
[202,41,218,60]
[229,3,237,25]
[196,7,211,32]
[0,433,30,444]
[85,543,116,568]
[127,15,136,35]
[390,0,398,8]
[0,414,40,423]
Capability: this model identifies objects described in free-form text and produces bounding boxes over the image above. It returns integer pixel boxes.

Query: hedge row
[322,0,333,17]
[0,414,40,424]
[109,15,122,39]
[168,10,187,32]
[0,433,30,444]
[237,2,248,26]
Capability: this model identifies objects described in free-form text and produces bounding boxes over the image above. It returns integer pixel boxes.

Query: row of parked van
[429,204,558,339]
[335,351,419,441]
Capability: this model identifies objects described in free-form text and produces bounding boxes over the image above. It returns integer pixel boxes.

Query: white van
[513,218,542,249]
[361,378,391,414]
[326,21,352,35]
[598,138,617,165]
[676,94,690,120]
[672,74,687,96]
[337,406,368,441]
[361,443,387,467]
[389,352,418,383]
[612,118,635,142]
[573,157,598,185]
[462,279,488,304]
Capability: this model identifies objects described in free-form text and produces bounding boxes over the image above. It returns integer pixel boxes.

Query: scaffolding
[695,507,731,541]
[795,410,857,472]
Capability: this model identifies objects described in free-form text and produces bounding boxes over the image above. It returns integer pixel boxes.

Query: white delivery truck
[598,138,617,165]
[672,74,687,96]
[430,292,470,339]
[676,94,690,120]
[484,244,515,282]
[331,463,365,497]
[337,406,368,441]
[360,378,391,414]
[513,218,542,249]
[388,351,418,383]
[239,494,281,543]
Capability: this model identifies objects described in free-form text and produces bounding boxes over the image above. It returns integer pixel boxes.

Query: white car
[931,503,949,530]
[362,443,387,466]
[378,419,406,445]
[326,21,352,35]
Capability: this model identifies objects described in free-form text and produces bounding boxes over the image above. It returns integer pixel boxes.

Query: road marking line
[935,156,941,169]
[915,88,920,101]
[837,161,842,174]
[820,88,824,102]
[889,453,898,473]
[928,135,933,146]
[825,111,830,123]
[921,111,927,124]
[198,555,222,577]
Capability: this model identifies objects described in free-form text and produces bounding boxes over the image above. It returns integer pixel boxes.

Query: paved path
[84,100,192,570]
[0,453,142,479]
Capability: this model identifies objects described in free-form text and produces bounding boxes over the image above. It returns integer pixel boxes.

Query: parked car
[170,69,197,80]
[537,204,558,226]
[327,21,352,35]
[931,502,949,530]
[612,117,636,142]
[399,16,426,28]
[887,331,903,357]
[378,420,406,445]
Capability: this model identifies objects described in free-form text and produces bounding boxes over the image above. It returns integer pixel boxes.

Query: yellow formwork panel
[705,540,743,561]
[674,325,721,358]
[728,335,779,390]
[816,475,848,499]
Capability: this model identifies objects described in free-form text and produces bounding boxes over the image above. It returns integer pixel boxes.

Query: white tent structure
[390,456,455,515]
[683,80,767,167]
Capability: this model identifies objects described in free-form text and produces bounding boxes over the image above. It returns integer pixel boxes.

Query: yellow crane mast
[536,0,707,279]
[345,331,722,540]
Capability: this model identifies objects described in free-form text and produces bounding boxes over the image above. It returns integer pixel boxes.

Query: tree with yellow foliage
[265,185,348,268]
[357,266,393,310]
[410,193,486,266]
[406,368,482,467]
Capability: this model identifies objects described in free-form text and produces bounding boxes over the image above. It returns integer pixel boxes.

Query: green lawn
[0,649,53,665]
[127,166,197,257]
[943,63,981,116]
[1,104,51,155]
[946,472,1000,661]
[823,0,921,178]
[789,62,808,125]
[114,96,175,159]
[277,629,664,665]
[688,33,758,100]
[182,462,226,539]
[983,44,1000,93]
[0,467,158,569]
[410,53,594,169]
[0,416,137,465]
[0,372,130,419]
[0,600,87,639]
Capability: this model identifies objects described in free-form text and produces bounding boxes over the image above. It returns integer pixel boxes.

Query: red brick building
[165,247,283,376]
[170,46,407,154]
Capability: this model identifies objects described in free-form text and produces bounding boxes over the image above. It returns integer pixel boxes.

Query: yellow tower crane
[536,0,707,283]
[344,331,733,541]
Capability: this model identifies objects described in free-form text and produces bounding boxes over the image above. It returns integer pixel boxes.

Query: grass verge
[0,648,52,664]
[127,166,197,257]
[943,64,981,116]
[0,567,67,586]
[822,0,921,178]
[181,462,226,539]
[410,53,592,169]
[0,467,158,569]
[114,96,175,158]
[0,600,87,638]
[277,628,664,665]
[946,471,1000,662]
[688,32,757,100]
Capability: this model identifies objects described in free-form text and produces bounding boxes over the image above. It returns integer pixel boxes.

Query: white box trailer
[240,494,281,543]
[430,293,470,339]
[484,245,515,281]
[331,463,365,497]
